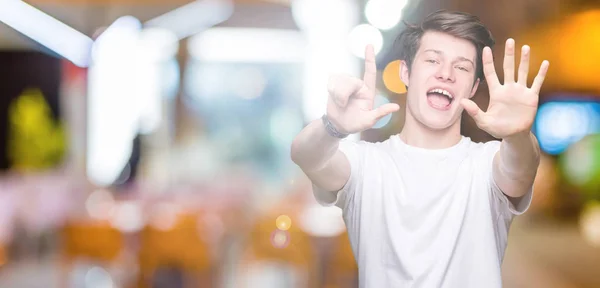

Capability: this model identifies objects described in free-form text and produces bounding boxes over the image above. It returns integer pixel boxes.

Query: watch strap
[322,114,349,139]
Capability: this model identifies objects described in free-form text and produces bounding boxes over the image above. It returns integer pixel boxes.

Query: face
[400,31,480,130]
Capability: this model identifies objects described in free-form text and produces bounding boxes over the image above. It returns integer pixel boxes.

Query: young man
[290,10,549,287]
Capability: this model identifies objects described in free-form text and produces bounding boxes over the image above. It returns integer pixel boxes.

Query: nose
[435,62,455,82]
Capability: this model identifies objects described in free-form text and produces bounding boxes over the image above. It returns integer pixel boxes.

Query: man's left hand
[461,38,550,139]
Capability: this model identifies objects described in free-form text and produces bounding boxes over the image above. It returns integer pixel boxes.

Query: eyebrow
[423,49,475,66]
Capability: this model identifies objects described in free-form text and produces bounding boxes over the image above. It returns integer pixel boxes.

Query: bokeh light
[534,101,600,155]
[91,16,142,63]
[275,215,292,231]
[364,0,407,30]
[555,10,600,92]
[85,189,116,220]
[269,107,304,149]
[231,67,267,100]
[84,266,114,288]
[137,27,179,63]
[372,94,394,129]
[270,229,290,249]
[149,202,180,231]
[580,201,600,248]
[291,0,358,33]
[347,24,383,59]
[560,134,600,195]
[298,203,345,238]
[110,201,144,233]
[188,28,305,63]
[383,60,407,94]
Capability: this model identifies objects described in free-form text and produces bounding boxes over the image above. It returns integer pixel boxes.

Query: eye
[456,66,469,72]
[426,59,439,64]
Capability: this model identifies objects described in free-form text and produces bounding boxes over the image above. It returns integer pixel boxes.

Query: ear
[400,60,410,87]
[469,78,480,98]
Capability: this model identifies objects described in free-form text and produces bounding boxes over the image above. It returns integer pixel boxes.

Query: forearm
[495,131,541,197]
[290,118,342,172]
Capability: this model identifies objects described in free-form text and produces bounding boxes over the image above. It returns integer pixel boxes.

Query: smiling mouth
[426,88,454,110]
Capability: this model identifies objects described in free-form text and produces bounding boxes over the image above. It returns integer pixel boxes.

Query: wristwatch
[322,114,349,139]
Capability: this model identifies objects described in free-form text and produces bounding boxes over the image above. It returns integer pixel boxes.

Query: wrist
[321,114,349,139]
[501,130,540,163]
[499,131,541,175]
[502,130,533,144]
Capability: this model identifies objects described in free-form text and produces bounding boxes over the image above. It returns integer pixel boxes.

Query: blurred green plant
[7,88,66,171]
[559,133,600,201]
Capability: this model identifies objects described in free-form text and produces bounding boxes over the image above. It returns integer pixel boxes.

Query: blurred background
[0,0,599,287]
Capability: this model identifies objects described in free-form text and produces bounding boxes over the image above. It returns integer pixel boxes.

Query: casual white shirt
[312,135,533,288]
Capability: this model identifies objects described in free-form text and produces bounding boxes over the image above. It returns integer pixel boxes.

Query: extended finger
[531,60,550,95]
[503,38,516,84]
[363,45,377,90]
[517,45,530,85]
[370,103,400,124]
[482,47,500,89]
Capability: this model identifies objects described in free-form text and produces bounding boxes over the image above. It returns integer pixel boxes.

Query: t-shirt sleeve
[312,139,363,210]
[483,141,534,216]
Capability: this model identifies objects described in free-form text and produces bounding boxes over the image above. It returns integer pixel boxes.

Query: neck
[398,109,463,149]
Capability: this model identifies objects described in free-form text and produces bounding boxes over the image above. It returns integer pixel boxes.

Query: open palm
[461,39,550,139]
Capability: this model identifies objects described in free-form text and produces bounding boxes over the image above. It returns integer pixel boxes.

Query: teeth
[428,88,453,99]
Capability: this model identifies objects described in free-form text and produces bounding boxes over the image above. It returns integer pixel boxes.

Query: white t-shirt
[312,135,533,288]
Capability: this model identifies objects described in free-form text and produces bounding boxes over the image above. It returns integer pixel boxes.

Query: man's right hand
[326,44,401,135]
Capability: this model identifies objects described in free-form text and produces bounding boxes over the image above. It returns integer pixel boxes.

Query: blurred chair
[322,232,358,288]
[60,220,124,287]
[238,213,318,288]
[136,212,214,288]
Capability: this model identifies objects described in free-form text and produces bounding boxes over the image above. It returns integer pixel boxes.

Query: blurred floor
[1,216,599,288]
[502,216,600,288]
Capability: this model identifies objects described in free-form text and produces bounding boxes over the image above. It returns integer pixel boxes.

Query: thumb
[461,99,486,126]
[371,103,400,123]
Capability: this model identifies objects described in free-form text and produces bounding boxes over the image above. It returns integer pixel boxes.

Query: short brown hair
[395,10,495,82]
